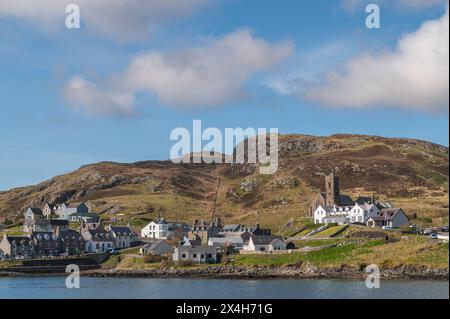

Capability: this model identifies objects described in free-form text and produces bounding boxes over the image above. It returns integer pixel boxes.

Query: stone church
[309,173,355,216]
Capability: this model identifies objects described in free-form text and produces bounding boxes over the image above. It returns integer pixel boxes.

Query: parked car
[382,226,393,230]
[430,233,438,240]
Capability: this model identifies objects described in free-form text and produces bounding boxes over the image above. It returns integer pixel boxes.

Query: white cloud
[63,76,135,117]
[342,0,447,11]
[286,6,449,112]
[63,29,293,116]
[0,0,210,41]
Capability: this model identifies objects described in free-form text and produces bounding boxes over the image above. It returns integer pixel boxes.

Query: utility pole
[211,177,221,221]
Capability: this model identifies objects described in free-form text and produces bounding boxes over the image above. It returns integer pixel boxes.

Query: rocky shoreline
[1,264,448,280]
[83,264,449,280]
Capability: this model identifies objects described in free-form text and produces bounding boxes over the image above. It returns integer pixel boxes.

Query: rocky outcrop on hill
[0,134,447,226]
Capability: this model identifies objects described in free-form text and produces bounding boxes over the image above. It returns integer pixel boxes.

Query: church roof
[338,195,354,206]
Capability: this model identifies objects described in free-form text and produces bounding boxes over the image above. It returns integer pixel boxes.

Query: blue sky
[0,0,448,190]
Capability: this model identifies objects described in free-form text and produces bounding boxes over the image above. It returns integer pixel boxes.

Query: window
[201,254,205,259]
[193,254,197,258]
[181,254,186,259]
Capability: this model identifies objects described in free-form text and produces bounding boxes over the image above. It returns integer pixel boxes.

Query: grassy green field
[233,237,449,268]
[310,225,347,238]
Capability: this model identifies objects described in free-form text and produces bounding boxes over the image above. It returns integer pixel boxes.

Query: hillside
[0,134,448,232]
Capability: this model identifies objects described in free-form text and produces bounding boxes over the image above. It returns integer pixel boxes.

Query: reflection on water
[0,277,448,299]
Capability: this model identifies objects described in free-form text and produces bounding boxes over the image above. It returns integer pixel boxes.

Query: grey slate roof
[176,245,217,254]
[157,219,168,225]
[50,219,69,226]
[110,226,136,236]
[87,228,114,242]
[249,235,283,245]
[339,195,355,206]
[168,222,190,231]
[6,236,32,244]
[69,211,98,218]
[32,232,58,242]
[145,240,169,251]
[59,230,83,241]
[355,196,373,205]
[28,208,43,215]
[221,224,241,232]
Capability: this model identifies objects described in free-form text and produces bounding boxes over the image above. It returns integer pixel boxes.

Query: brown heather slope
[0,134,448,232]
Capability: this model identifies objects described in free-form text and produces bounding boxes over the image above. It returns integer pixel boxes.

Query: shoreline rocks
[1,264,448,281]
[84,264,449,281]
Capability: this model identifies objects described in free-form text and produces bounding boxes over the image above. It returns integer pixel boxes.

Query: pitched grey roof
[376,201,394,210]
[110,226,136,236]
[87,228,114,242]
[208,237,244,245]
[221,224,241,232]
[168,222,190,231]
[50,219,69,226]
[355,196,373,205]
[32,232,58,242]
[379,208,408,221]
[6,236,32,244]
[339,195,354,206]
[59,230,83,241]
[176,245,217,253]
[157,219,168,225]
[249,235,283,245]
[68,202,84,208]
[146,239,169,250]
[45,203,56,210]
[69,211,98,218]
[28,208,43,215]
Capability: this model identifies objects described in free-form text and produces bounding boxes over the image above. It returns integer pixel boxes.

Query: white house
[314,205,332,224]
[366,208,410,228]
[315,203,380,225]
[23,208,44,232]
[242,235,286,252]
[314,205,351,224]
[172,245,219,264]
[55,203,89,220]
[141,219,189,240]
[140,240,174,256]
[106,225,139,249]
[81,224,114,253]
[348,203,380,224]
[141,219,169,239]
[208,236,245,251]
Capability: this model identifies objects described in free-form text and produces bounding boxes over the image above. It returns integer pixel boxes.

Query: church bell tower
[325,173,340,206]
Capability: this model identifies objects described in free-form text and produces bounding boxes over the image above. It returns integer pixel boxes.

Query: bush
[143,255,163,264]
[160,259,173,267]
[178,260,196,267]
[380,259,396,268]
